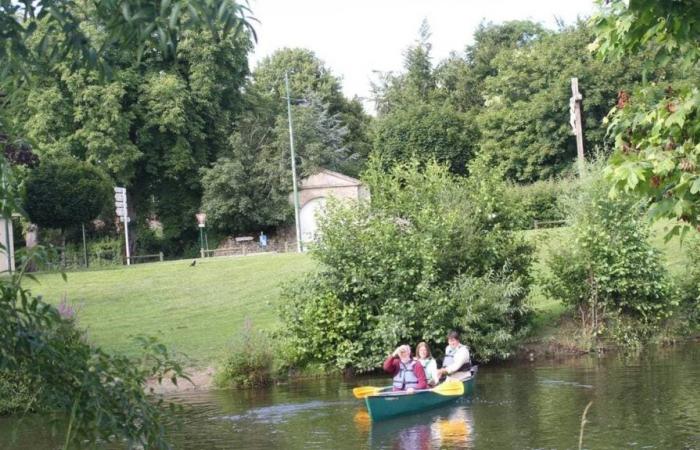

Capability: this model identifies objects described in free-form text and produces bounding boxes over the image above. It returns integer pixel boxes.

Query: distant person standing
[436,331,471,382]
[259,231,268,249]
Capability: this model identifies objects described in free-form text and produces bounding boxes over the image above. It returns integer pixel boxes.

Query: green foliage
[249,48,371,173]
[371,23,479,174]
[8,14,253,253]
[447,273,531,361]
[0,0,256,87]
[0,270,189,448]
[592,0,700,235]
[281,160,533,371]
[201,49,370,234]
[216,320,273,389]
[372,103,478,175]
[475,22,643,181]
[545,167,677,338]
[24,158,112,230]
[676,235,700,332]
[0,367,39,415]
[505,178,575,229]
[2,159,187,447]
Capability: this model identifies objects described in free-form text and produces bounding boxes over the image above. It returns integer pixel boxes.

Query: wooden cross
[570,77,585,175]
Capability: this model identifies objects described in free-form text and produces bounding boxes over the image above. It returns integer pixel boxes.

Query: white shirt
[445,345,470,374]
[418,358,439,385]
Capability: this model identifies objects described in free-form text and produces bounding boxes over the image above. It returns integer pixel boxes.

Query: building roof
[299,169,362,189]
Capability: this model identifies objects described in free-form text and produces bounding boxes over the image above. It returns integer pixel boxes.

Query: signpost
[114,187,130,265]
[570,77,585,176]
[196,212,206,258]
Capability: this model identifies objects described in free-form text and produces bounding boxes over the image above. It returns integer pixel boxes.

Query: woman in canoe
[383,345,428,393]
[415,341,439,386]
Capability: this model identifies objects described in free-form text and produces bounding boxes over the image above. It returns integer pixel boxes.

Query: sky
[248,0,597,113]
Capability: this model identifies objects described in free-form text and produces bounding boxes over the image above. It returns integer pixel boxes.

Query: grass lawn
[28,253,314,367]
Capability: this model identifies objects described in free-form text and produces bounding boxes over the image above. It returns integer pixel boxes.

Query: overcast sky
[248,0,597,112]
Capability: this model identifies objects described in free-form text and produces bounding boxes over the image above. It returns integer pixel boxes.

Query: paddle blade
[433,380,465,396]
[353,386,381,399]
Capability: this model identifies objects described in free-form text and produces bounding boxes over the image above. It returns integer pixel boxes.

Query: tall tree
[6,5,254,253]
[249,48,371,175]
[200,48,368,234]
[371,22,479,175]
[474,22,643,181]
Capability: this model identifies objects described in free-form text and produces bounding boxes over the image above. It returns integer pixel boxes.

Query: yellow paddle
[353,380,463,399]
[432,380,464,396]
[352,386,389,399]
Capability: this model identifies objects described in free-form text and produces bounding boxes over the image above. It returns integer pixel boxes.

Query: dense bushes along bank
[277,159,534,373]
[209,159,698,386]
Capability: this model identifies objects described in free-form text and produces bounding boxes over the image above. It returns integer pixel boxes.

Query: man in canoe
[383,345,428,393]
[436,330,471,382]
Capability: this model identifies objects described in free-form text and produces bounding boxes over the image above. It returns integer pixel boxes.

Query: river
[1,344,698,449]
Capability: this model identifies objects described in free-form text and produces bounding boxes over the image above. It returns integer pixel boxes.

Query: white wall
[0,218,15,273]
[300,197,327,243]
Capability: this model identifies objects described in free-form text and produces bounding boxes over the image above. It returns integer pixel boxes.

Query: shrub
[675,235,700,334]
[0,268,188,448]
[544,166,676,342]
[0,367,39,415]
[281,159,534,371]
[216,320,273,388]
[505,178,575,229]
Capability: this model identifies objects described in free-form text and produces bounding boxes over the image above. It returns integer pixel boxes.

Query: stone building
[296,169,369,243]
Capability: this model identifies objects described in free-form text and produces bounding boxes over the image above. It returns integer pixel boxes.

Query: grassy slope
[29,253,314,366]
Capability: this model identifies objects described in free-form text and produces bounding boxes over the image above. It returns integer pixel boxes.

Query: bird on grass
[189,259,196,267]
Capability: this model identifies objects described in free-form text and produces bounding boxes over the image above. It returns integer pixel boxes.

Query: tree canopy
[200,48,370,235]
[24,158,112,230]
[592,0,700,236]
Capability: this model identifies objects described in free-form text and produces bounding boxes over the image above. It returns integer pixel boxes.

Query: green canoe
[364,368,477,422]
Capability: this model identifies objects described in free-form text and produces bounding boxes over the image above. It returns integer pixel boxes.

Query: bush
[0,367,39,415]
[675,235,700,334]
[505,178,575,229]
[544,166,677,342]
[281,159,534,371]
[216,320,273,388]
[0,268,188,448]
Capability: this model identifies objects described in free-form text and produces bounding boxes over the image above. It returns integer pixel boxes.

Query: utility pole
[570,77,585,176]
[285,71,303,253]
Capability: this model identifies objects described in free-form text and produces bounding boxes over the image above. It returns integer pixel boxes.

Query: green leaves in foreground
[591,0,700,237]
[0,266,189,448]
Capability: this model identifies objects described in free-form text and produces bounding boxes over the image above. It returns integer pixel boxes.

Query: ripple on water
[216,400,356,425]
[537,378,594,388]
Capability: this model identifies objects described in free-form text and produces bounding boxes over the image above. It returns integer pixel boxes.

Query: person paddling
[436,331,471,382]
[383,345,428,393]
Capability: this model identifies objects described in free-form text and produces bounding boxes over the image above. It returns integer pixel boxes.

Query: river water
[1,344,698,449]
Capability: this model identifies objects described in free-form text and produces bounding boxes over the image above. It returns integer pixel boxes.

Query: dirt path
[145,367,215,394]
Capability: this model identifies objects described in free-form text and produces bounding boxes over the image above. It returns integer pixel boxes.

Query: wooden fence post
[159,251,164,262]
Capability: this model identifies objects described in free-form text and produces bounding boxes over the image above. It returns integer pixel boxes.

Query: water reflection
[362,404,474,449]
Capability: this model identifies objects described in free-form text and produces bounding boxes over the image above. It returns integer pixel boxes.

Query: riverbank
[27,221,694,372]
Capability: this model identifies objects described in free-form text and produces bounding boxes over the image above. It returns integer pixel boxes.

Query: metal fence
[202,240,298,258]
[43,249,164,271]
